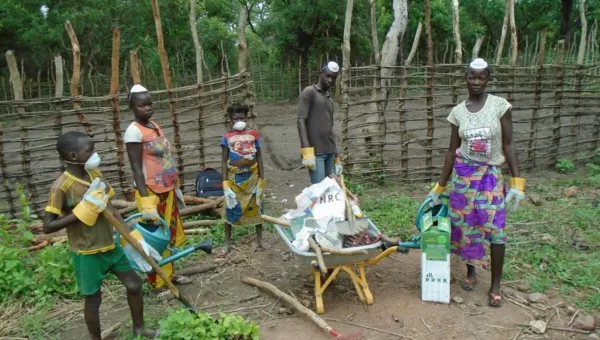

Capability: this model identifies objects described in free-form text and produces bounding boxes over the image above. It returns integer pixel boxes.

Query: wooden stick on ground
[183,220,218,228]
[184,228,209,235]
[241,277,358,339]
[261,215,290,227]
[176,264,217,276]
[308,237,328,276]
[180,197,224,217]
[324,317,416,340]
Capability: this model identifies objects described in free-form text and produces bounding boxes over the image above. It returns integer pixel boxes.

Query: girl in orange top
[124,84,192,295]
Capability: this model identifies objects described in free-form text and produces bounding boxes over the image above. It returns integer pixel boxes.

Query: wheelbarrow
[116,213,212,272]
[269,195,450,314]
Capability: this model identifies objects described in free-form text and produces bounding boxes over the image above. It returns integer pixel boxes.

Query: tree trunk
[452,0,463,65]
[380,0,408,110]
[472,36,485,59]
[341,0,354,166]
[237,3,248,73]
[369,0,380,64]
[560,0,575,38]
[5,51,23,102]
[495,0,510,65]
[190,0,203,83]
[577,0,587,64]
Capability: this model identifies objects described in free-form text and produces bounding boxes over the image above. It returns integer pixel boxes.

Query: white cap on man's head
[322,61,340,73]
[469,58,488,70]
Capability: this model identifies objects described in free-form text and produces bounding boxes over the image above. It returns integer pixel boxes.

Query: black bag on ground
[195,168,224,198]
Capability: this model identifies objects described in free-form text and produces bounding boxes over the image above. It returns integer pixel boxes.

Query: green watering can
[116,213,212,272]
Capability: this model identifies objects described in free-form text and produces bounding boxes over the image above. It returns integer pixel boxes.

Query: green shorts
[71,245,133,296]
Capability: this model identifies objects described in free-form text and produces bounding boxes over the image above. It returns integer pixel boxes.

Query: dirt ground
[55,102,596,340]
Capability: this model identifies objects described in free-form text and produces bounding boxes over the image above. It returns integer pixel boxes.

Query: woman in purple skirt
[427,58,526,307]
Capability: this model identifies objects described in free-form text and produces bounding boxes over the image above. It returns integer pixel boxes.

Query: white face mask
[233,121,247,131]
[84,152,101,170]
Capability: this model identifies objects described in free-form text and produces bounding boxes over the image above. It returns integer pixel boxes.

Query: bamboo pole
[550,40,565,167]
[151,0,184,183]
[577,0,587,65]
[425,0,435,182]
[110,26,127,194]
[54,55,65,172]
[129,51,141,84]
[495,0,510,65]
[65,21,93,136]
[341,0,354,166]
[399,22,422,178]
[528,29,546,169]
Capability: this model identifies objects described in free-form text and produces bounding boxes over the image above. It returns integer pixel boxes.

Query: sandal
[461,279,478,291]
[488,291,504,307]
[172,275,193,285]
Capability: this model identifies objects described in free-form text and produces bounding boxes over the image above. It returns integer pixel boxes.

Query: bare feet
[134,328,159,339]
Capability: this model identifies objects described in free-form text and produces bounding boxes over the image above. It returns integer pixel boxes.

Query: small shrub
[158,309,259,340]
[555,159,575,173]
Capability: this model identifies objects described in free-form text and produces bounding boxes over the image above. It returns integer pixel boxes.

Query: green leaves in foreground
[158,309,259,340]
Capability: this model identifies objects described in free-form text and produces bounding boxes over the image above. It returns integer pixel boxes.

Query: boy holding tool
[43,131,158,339]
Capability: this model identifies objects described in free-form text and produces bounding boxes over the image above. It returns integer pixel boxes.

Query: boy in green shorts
[43,131,158,339]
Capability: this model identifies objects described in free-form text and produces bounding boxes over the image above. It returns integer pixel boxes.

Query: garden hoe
[101,210,197,312]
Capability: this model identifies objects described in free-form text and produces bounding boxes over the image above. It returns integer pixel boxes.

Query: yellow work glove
[334,157,343,175]
[73,178,109,226]
[137,195,160,222]
[301,147,316,170]
[505,177,526,212]
[427,182,447,205]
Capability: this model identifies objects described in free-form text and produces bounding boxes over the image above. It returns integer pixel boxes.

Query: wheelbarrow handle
[102,210,195,311]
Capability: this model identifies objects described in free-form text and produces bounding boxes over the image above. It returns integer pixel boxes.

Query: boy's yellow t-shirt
[45,169,116,255]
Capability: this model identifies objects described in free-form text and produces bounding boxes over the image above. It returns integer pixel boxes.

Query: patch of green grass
[360,191,420,240]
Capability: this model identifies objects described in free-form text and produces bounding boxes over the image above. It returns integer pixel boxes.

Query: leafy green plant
[555,159,576,173]
[158,309,259,340]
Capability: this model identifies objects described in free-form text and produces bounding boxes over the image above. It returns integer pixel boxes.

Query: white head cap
[129,84,148,101]
[469,58,488,70]
[322,61,340,73]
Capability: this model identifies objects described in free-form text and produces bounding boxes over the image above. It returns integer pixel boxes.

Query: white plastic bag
[291,227,311,252]
[314,219,342,249]
[310,181,346,222]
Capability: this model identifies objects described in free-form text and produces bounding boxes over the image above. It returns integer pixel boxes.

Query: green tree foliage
[0,0,598,82]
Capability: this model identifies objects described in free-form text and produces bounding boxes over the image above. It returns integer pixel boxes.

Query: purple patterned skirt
[449,151,507,270]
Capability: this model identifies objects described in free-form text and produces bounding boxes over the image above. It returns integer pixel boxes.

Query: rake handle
[102,210,195,310]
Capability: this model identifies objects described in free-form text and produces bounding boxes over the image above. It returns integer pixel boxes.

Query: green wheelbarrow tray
[115,213,212,272]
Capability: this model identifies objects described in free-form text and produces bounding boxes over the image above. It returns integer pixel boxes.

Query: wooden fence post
[495,1,509,65]
[129,51,141,84]
[54,55,65,171]
[0,125,15,216]
[341,0,354,168]
[528,29,546,170]
[550,40,565,167]
[65,21,93,137]
[151,0,184,183]
[425,0,435,181]
[110,25,127,194]
[6,51,39,214]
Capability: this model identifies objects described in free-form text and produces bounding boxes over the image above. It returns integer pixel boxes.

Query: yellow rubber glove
[138,195,160,222]
[301,147,316,170]
[334,157,343,175]
[121,230,162,273]
[73,178,109,226]
[505,177,526,211]
[120,229,144,247]
[427,182,447,205]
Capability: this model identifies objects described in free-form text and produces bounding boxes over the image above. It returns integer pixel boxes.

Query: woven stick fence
[341,60,600,183]
[0,34,254,218]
